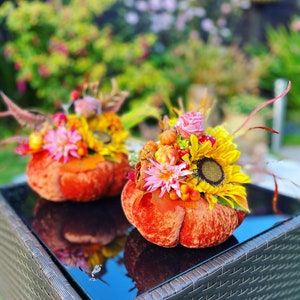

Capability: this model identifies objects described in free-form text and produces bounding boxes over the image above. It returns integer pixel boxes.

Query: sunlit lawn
[0,145,29,185]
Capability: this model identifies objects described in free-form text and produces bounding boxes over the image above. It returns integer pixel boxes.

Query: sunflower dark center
[92,130,111,144]
[196,157,224,186]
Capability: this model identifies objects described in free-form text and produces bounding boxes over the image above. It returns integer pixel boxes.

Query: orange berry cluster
[169,183,201,201]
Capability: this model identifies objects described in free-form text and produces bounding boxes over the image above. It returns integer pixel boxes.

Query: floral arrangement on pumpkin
[0,81,132,201]
[121,82,291,248]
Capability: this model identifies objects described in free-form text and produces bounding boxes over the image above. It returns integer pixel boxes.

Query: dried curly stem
[0,135,29,147]
[0,91,48,130]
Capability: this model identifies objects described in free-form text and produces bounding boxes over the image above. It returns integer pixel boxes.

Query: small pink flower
[125,12,139,25]
[74,96,102,118]
[175,111,204,139]
[52,113,67,126]
[221,3,231,14]
[16,80,27,93]
[15,143,31,155]
[136,0,148,11]
[14,62,21,70]
[43,126,82,163]
[76,48,86,56]
[38,65,50,77]
[55,42,69,56]
[127,171,135,181]
[4,47,12,58]
[143,159,192,197]
[199,135,216,146]
[291,20,300,32]
[70,90,80,101]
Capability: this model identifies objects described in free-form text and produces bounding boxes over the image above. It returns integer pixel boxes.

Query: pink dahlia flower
[43,126,82,163]
[143,159,192,198]
[175,111,204,139]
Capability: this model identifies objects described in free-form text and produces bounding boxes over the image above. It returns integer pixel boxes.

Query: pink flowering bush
[103,0,250,46]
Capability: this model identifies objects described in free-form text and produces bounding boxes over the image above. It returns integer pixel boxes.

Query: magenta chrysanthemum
[43,126,82,163]
[143,159,193,197]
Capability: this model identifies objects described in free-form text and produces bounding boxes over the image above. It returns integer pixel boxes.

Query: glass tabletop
[1,183,299,300]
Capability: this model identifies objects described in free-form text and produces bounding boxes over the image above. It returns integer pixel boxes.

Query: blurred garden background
[1,0,300,185]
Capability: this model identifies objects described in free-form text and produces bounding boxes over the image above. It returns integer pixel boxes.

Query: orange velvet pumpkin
[121,180,246,248]
[27,151,132,201]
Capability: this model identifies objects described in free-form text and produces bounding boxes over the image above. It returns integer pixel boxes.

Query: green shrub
[153,35,270,114]
[260,18,300,114]
[0,0,170,130]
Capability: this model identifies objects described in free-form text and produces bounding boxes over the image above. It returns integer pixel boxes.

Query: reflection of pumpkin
[27,151,131,201]
[32,197,131,250]
[124,228,238,294]
[32,196,131,277]
[121,180,246,248]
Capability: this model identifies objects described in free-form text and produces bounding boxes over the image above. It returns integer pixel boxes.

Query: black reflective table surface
[1,183,299,300]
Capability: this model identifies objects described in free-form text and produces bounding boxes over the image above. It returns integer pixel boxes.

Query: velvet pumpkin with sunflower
[121,82,290,248]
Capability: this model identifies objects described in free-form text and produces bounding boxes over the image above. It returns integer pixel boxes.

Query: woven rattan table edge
[136,214,300,300]
[0,190,82,300]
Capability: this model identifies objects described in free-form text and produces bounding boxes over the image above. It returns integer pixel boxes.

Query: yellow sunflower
[88,112,124,133]
[66,115,104,153]
[66,115,89,137]
[98,131,129,161]
[186,126,250,212]
[88,112,128,160]
[66,113,128,159]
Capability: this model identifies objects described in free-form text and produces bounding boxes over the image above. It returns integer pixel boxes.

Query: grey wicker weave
[0,192,81,300]
[0,183,300,300]
[137,214,300,300]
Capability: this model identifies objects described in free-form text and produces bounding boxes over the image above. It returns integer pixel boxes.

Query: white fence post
[271,78,288,153]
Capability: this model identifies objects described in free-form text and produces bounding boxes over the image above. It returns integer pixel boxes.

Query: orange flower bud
[190,189,201,201]
[159,129,178,145]
[155,145,179,164]
[180,184,191,194]
[169,189,179,200]
[181,193,190,201]
[76,141,88,157]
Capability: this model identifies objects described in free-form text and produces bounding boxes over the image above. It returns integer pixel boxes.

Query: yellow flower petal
[189,126,250,212]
